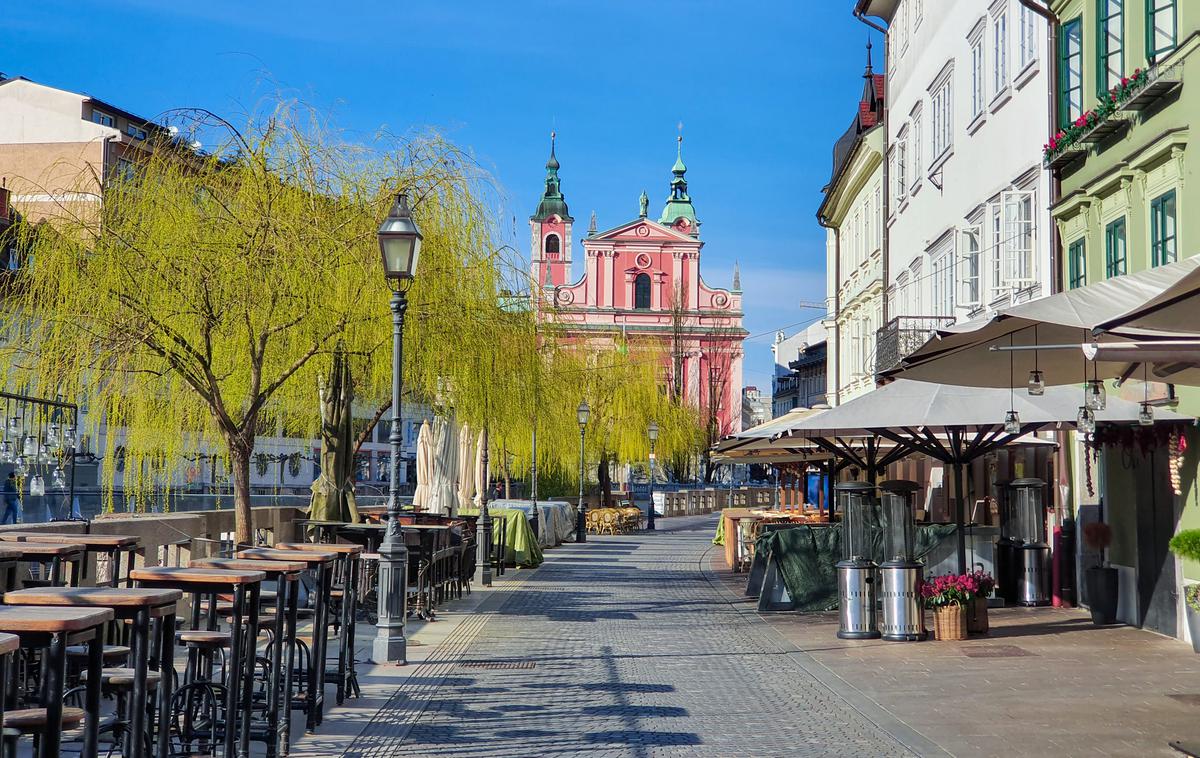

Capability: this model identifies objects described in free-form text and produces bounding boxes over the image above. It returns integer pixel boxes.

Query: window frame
[929,70,954,161]
[960,226,982,308]
[633,272,652,310]
[1105,216,1128,278]
[91,109,115,128]
[910,107,923,190]
[1018,3,1039,69]
[1068,238,1087,288]
[544,233,561,257]
[1096,0,1124,97]
[993,9,1009,96]
[1147,0,1177,63]
[1150,189,1178,267]
[1001,189,1037,288]
[970,31,986,119]
[1059,17,1084,127]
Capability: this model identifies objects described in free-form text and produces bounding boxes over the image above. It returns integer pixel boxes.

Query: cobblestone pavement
[343,514,931,758]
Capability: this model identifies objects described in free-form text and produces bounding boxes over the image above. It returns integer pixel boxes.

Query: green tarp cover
[713,514,726,546]
[460,507,544,568]
[756,523,958,612]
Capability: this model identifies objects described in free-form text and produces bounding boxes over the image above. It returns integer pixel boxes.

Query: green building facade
[1048,0,1198,638]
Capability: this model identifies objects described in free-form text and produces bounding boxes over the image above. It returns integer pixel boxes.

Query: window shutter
[959,226,981,307]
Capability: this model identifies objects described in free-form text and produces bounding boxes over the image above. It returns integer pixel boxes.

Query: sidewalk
[709,551,1200,758]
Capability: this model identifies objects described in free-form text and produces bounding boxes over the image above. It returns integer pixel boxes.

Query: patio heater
[835,481,880,640]
[878,480,924,642]
[1010,478,1050,607]
[993,479,1016,605]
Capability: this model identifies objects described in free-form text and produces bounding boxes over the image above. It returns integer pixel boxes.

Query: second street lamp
[373,191,422,666]
[575,400,589,543]
[646,420,658,531]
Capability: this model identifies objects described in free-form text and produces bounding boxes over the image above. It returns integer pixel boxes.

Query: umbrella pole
[955,460,968,574]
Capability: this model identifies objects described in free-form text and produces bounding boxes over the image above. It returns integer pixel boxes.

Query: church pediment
[588,218,699,244]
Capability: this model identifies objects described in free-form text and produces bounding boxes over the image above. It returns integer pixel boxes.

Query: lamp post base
[372,636,407,666]
[575,511,587,543]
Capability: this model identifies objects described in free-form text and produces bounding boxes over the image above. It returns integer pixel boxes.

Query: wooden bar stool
[191,557,304,758]
[4,587,180,758]
[0,606,113,758]
[274,543,363,704]
[236,547,335,732]
[132,566,263,758]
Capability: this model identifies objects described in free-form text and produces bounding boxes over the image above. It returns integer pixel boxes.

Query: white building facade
[862,0,1053,376]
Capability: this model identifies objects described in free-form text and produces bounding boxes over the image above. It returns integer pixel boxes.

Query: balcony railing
[875,315,955,377]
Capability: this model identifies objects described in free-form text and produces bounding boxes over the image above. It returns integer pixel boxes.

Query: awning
[1098,260,1200,336]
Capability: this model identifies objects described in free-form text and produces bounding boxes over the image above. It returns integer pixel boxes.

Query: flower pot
[1186,602,1200,655]
[966,595,989,635]
[932,605,968,641]
[1085,566,1118,625]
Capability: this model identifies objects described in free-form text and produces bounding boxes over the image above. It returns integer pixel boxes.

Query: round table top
[4,587,182,608]
[191,557,305,576]
[0,605,115,632]
[131,566,266,585]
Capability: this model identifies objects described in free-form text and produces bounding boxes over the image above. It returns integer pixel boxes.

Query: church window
[634,273,652,309]
[544,234,560,257]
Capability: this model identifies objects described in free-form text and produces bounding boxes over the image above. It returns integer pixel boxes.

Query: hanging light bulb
[1085,379,1107,410]
[1004,410,1022,434]
[37,441,50,465]
[15,456,27,476]
[51,465,66,489]
[28,475,44,497]
[1027,370,1045,396]
[63,425,77,450]
[1138,402,1155,426]
[0,440,12,464]
[1077,406,1096,435]
[46,423,59,447]
[6,416,19,437]
[21,435,34,457]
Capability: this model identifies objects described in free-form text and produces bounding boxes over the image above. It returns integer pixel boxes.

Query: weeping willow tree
[0,101,498,542]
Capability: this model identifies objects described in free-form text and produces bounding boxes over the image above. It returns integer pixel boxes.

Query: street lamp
[373,191,422,665]
[646,421,658,531]
[575,400,589,543]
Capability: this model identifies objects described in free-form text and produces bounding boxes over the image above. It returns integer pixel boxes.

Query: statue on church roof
[639,190,649,218]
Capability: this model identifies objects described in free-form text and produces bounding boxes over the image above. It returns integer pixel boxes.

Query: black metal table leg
[223,586,245,758]
[126,607,150,758]
[266,583,285,758]
[281,579,297,756]
[238,584,259,758]
[309,565,330,730]
[155,612,174,758]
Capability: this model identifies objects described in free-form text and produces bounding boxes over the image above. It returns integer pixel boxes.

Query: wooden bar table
[275,543,363,704]
[0,606,113,758]
[4,587,181,758]
[0,545,25,593]
[0,632,17,742]
[291,520,344,545]
[0,539,87,586]
[132,566,264,758]
[2,533,142,587]
[191,557,304,758]
[236,547,335,732]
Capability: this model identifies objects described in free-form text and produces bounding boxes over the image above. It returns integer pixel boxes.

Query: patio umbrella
[775,379,1192,572]
[426,417,459,516]
[412,420,432,510]
[1097,260,1200,336]
[456,422,475,514]
[307,345,360,525]
[889,257,1200,387]
[474,428,488,509]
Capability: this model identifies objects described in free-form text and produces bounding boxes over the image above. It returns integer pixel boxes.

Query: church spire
[864,37,874,78]
[733,260,741,292]
[659,126,698,233]
[532,131,572,221]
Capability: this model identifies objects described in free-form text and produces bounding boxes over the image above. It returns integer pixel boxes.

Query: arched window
[544,234,560,256]
[634,273,652,309]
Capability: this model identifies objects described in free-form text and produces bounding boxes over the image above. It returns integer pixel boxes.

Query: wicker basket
[932,605,968,641]
[966,595,990,635]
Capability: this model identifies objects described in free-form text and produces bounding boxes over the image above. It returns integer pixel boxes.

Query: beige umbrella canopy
[889,257,1200,387]
[412,420,432,510]
[456,422,475,515]
[427,417,459,516]
[1098,260,1200,336]
[473,428,488,509]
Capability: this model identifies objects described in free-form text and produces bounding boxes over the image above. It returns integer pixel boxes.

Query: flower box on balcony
[1043,67,1158,168]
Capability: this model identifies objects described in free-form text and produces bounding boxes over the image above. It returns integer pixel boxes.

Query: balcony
[875,315,955,377]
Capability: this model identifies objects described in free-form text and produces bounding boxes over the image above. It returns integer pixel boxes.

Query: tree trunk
[228,438,254,546]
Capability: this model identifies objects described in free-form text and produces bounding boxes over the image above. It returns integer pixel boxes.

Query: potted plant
[921,574,978,641]
[1168,529,1200,654]
[1083,521,1118,625]
[966,569,995,634]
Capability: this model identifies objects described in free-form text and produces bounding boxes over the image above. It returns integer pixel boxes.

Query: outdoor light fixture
[373,188,424,666]
[22,435,34,457]
[576,400,590,543]
[1085,379,1107,411]
[63,424,77,449]
[377,192,423,284]
[1004,410,1021,435]
[1138,402,1155,426]
[1027,370,1045,396]
[0,440,12,464]
[1077,405,1096,435]
[28,474,43,497]
[46,423,59,448]
[14,456,26,476]
[6,416,18,436]
[51,464,66,490]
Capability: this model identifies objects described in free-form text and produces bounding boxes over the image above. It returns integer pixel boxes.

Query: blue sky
[3,0,876,390]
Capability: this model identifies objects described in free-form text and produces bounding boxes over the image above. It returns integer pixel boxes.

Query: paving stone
[343,515,917,757]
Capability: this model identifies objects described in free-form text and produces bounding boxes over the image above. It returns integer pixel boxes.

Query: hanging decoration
[1004,335,1021,434]
[1027,325,1044,396]
[1169,428,1187,497]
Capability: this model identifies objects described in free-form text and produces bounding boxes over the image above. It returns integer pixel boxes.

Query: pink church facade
[530,136,748,435]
